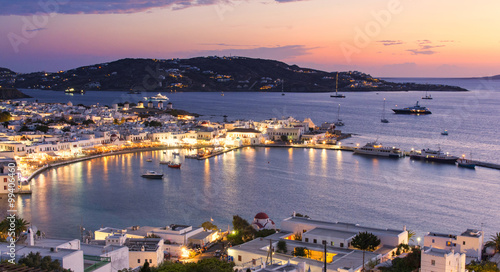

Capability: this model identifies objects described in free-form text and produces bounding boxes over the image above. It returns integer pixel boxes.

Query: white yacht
[354,142,404,158]
[143,93,169,101]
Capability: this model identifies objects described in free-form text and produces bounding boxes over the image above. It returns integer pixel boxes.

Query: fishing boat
[456,154,475,169]
[409,148,458,164]
[381,98,389,123]
[422,87,433,100]
[354,142,404,158]
[330,73,346,98]
[146,158,153,162]
[141,171,163,179]
[441,130,448,135]
[334,104,344,126]
[392,101,432,114]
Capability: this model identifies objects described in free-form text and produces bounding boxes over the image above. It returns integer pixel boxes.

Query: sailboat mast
[336,73,338,94]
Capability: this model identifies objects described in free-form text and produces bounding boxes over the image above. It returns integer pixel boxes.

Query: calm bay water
[6,78,500,239]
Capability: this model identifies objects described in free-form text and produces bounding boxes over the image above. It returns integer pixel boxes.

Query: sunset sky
[1,0,500,77]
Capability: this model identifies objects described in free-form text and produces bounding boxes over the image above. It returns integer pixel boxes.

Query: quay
[472,161,500,170]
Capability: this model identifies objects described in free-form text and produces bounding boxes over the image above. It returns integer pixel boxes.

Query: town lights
[181,247,190,258]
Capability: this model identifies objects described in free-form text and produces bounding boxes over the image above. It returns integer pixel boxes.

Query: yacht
[141,171,163,179]
[334,104,344,126]
[143,93,169,101]
[354,142,404,158]
[409,148,458,164]
[392,101,431,114]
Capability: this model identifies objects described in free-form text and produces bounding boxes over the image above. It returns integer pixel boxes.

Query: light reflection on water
[3,147,498,240]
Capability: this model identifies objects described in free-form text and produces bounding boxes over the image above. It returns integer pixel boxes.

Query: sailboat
[334,104,344,126]
[281,79,285,96]
[330,72,346,98]
[422,85,433,99]
[381,98,389,123]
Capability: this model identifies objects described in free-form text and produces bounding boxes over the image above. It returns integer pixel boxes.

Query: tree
[18,252,70,271]
[488,233,500,253]
[277,240,287,254]
[140,261,151,272]
[156,258,235,272]
[82,119,95,126]
[0,111,12,122]
[280,135,288,142]
[293,247,308,257]
[201,221,218,231]
[35,125,49,133]
[466,260,499,272]
[351,232,381,272]
[228,215,255,245]
[0,215,30,239]
[407,229,416,243]
[380,247,421,272]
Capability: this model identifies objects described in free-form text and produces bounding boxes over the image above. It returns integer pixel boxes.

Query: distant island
[0,57,468,92]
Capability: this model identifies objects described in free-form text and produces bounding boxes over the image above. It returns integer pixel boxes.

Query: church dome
[254,212,269,220]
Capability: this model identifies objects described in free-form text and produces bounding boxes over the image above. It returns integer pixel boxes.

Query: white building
[423,229,483,261]
[125,238,164,269]
[229,216,408,272]
[421,247,466,272]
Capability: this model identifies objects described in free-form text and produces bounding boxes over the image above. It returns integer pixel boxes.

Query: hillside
[2,57,468,92]
[0,88,32,99]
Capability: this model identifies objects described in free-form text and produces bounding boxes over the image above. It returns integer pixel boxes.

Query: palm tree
[407,229,416,244]
[0,215,30,239]
[489,232,500,253]
[351,232,381,272]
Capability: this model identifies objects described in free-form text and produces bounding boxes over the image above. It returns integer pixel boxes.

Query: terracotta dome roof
[254,212,269,220]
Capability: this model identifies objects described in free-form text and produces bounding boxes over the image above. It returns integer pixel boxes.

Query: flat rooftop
[284,217,404,236]
[0,244,79,259]
[230,232,378,271]
[305,228,357,239]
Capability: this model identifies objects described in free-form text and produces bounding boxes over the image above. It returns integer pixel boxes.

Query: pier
[472,161,500,170]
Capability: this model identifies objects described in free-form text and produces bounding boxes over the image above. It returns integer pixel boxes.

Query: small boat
[456,157,475,169]
[409,148,458,164]
[334,104,344,126]
[441,130,448,135]
[143,93,169,101]
[159,160,170,165]
[354,141,404,158]
[422,88,433,100]
[330,72,346,98]
[146,158,153,162]
[392,101,432,114]
[167,162,181,169]
[221,91,224,96]
[172,152,180,156]
[381,98,389,123]
[141,171,163,179]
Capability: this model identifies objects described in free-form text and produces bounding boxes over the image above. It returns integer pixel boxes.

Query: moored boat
[456,158,476,169]
[143,93,169,101]
[354,142,404,158]
[392,101,431,114]
[409,148,458,164]
[167,162,181,168]
[141,171,163,179]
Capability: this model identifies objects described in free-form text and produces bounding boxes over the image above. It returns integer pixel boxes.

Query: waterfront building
[226,128,263,145]
[423,229,483,261]
[125,238,164,269]
[229,216,408,272]
[266,127,304,141]
[420,247,466,272]
[94,224,212,257]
